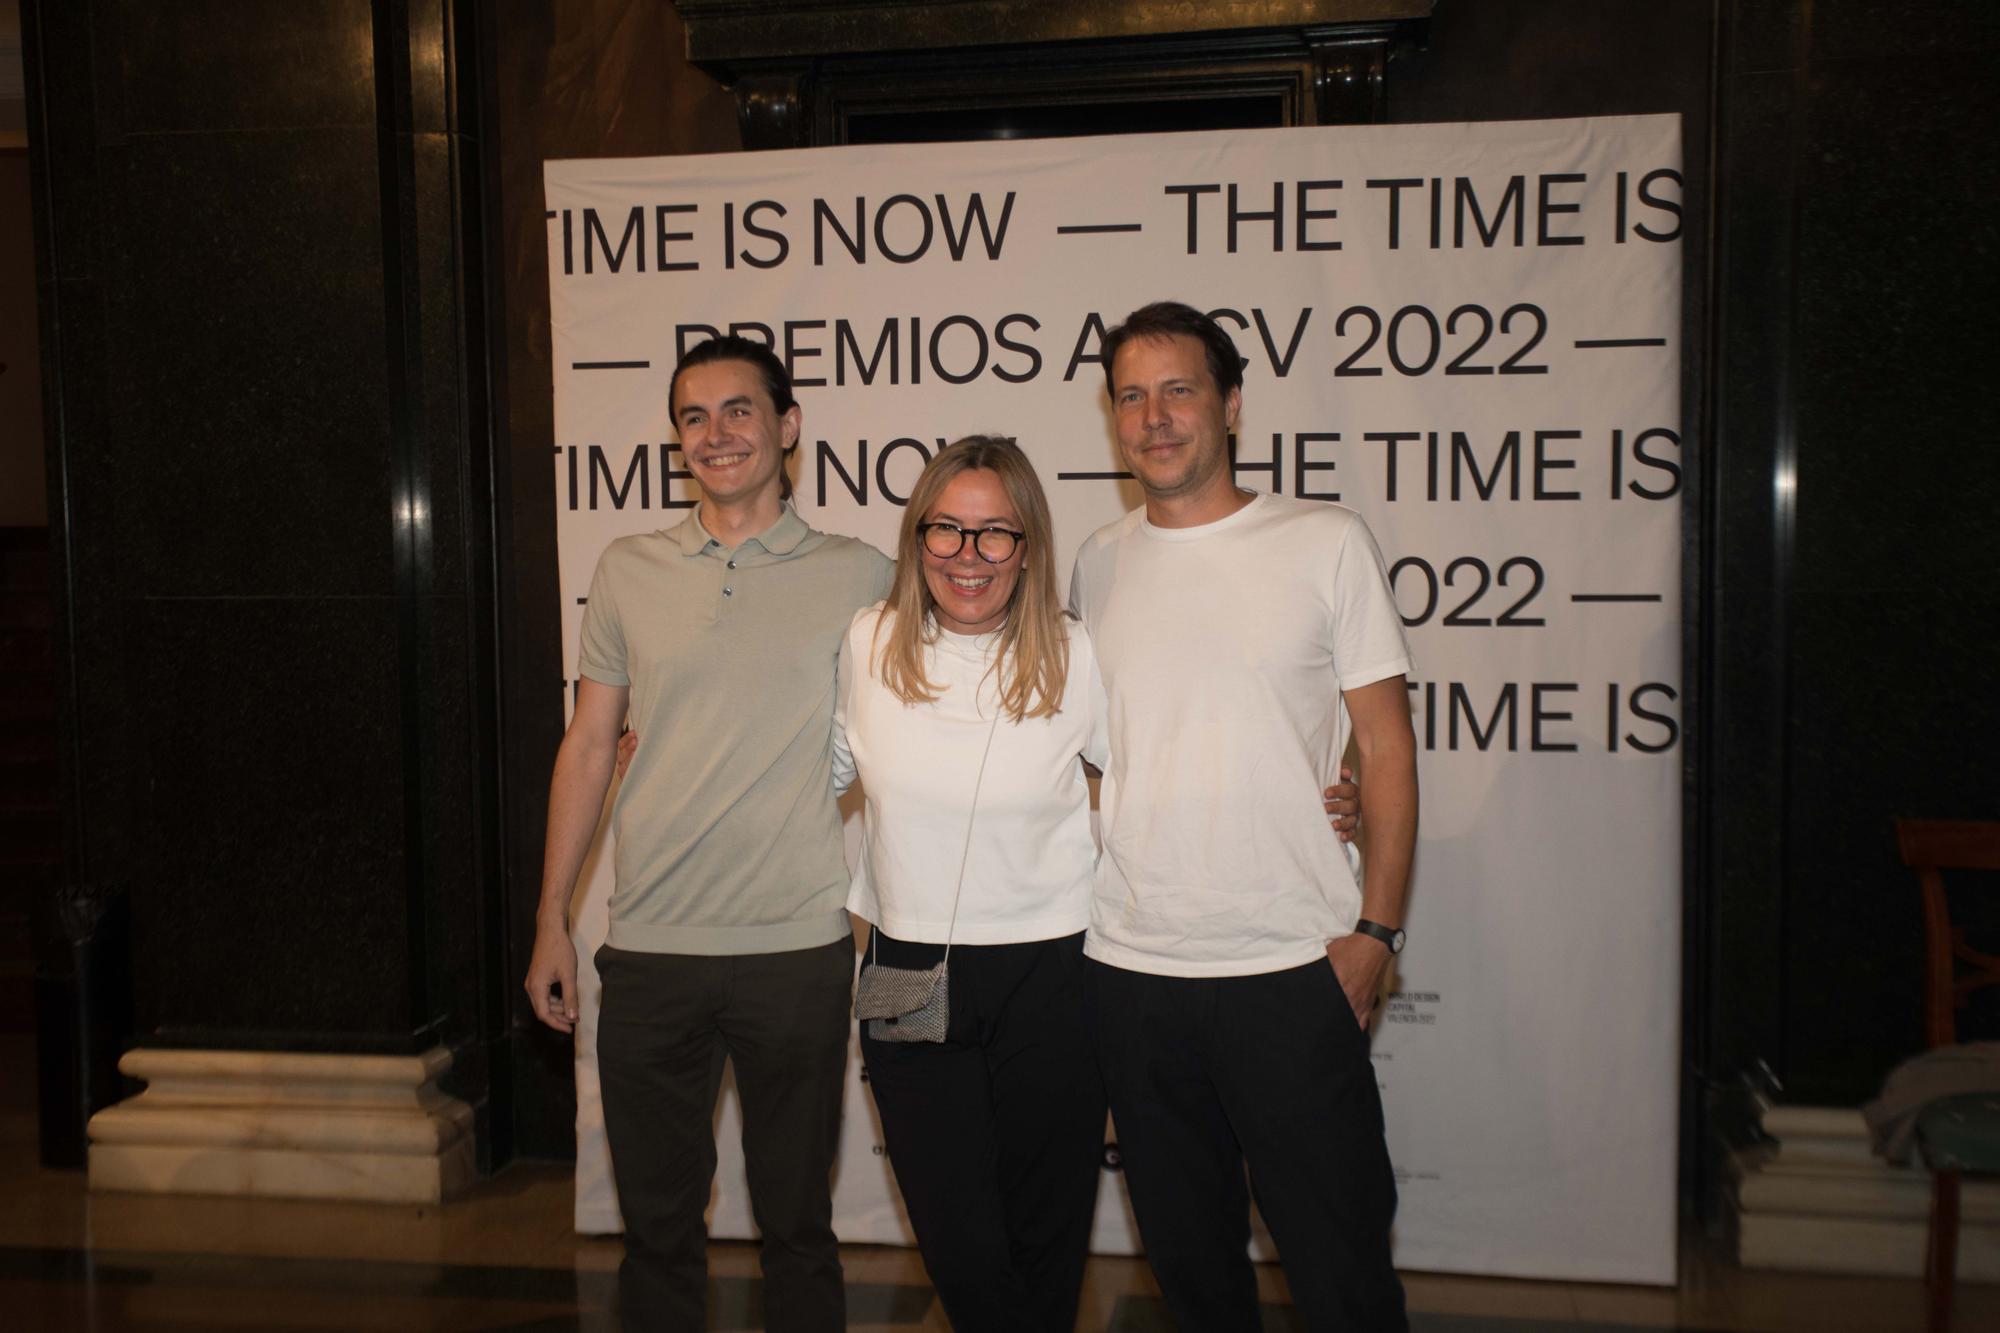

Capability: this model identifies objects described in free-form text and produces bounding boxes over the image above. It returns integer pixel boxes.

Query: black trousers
[861,930,1105,1333]
[595,938,855,1333]
[1087,957,1408,1333]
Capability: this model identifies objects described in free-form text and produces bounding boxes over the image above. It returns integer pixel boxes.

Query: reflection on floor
[5,1037,1996,1331]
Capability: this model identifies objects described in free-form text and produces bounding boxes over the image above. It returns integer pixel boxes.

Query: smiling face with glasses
[917,468,1028,635]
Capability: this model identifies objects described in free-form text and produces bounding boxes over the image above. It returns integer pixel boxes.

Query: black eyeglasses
[918,522,1026,564]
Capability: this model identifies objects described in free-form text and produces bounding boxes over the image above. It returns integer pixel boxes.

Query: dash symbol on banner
[1570,593,1664,603]
[573,359,652,370]
[1056,469,1136,481]
[1056,222,1144,235]
[1572,338,1667,349]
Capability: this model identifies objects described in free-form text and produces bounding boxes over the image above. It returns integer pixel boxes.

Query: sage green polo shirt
[578,506,893,955]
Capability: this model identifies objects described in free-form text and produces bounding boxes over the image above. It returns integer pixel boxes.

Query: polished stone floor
[6,1037,1996,1331]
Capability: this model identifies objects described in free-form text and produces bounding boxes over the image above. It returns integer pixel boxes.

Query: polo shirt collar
[671,504,811,556]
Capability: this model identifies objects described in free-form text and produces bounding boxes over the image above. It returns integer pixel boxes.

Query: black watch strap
[1353,919,1406,954]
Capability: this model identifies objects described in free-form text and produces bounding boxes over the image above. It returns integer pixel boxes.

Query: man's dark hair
[669,334,800,502]
[1099,301,1246,400]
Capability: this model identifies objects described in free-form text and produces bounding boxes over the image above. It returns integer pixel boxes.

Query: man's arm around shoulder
[1326,675,1418,1028]
[524,677,629,1034]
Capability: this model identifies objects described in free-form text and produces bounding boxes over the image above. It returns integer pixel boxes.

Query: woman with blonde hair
[603,435,1361,1326]
[833,434,1108,1331]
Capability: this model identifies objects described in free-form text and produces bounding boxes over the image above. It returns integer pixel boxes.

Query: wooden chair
[1894,818,2000,1332]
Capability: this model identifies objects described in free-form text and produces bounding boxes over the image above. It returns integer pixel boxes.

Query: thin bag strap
[939,706,1004,966]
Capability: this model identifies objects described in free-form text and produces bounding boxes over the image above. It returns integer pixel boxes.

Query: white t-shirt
[833,604,1108,945]
[1068,493,1413,977]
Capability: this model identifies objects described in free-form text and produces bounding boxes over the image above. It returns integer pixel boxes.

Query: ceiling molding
[671,0,1435,64]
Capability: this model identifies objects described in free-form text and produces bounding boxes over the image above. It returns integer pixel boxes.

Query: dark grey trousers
[596,937,855,1333]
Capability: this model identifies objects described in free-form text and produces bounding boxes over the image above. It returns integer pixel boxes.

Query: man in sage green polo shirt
[525,335,891,1332]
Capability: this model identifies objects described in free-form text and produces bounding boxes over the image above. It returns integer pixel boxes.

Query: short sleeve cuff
[578,661,630,688]
[1339,655,1413,692]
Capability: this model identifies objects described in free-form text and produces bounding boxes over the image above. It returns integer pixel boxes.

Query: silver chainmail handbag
[853,706,1003,1043]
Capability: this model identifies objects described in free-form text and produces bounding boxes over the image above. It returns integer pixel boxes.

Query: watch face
[1390,930,1407,954]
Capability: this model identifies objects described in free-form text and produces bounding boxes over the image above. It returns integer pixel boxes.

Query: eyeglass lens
[923,524,1019,562]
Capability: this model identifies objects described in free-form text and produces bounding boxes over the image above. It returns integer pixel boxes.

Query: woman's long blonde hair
[872,435,1069,722]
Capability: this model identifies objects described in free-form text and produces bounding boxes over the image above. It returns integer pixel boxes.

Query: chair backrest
[1895,819,2000,1048]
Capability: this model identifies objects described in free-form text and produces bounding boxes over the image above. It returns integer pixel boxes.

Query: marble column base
[88,1048,475,1204]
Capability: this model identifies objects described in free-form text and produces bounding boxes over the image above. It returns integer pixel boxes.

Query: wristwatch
[1353,919,1406,954]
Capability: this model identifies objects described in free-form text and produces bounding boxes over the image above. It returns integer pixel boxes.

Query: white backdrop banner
[545,114,1683,1284]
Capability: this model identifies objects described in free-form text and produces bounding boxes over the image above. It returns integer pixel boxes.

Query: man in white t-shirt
[1069,301,1417,1331]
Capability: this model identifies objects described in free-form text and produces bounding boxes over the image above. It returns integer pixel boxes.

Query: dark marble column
[1696,0,2000,1217]
[1745,0,2000,1094]
[25,0,506,1169]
